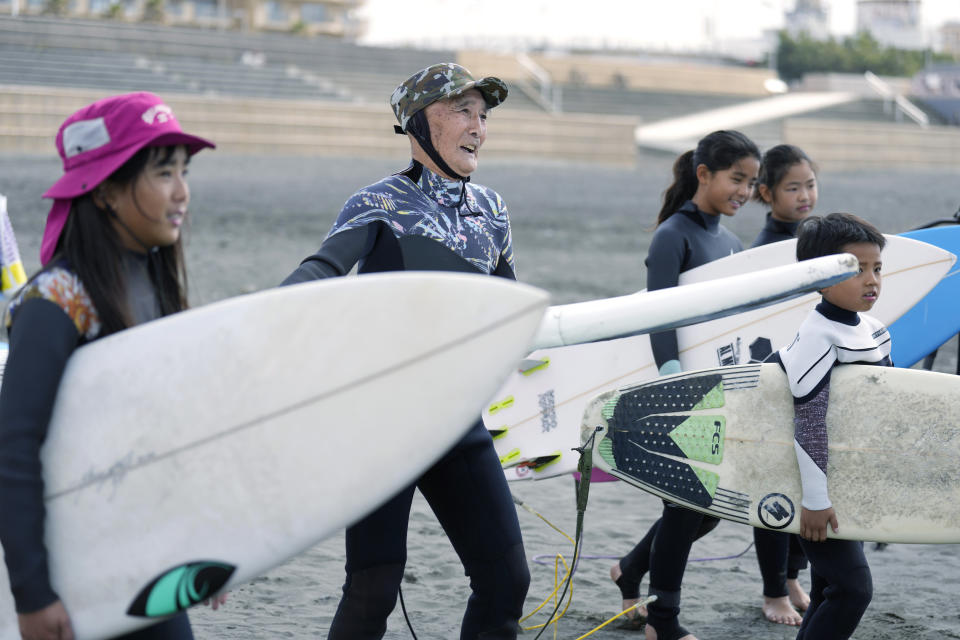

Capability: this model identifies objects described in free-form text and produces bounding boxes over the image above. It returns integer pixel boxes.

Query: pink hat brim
[43,131,214,200]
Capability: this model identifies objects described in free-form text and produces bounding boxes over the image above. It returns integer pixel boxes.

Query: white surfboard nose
[530,252,859,350]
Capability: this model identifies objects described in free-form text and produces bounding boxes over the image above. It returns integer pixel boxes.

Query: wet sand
[1,152,958,639]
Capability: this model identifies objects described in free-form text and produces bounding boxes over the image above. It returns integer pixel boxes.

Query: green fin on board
[519,358,550,376]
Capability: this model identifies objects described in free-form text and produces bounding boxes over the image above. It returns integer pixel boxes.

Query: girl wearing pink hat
[0,92,218,640]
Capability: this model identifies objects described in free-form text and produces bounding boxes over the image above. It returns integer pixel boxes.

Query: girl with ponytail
[611,130,761,640]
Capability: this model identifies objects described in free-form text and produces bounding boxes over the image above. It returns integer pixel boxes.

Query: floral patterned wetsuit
[281,160,529,639]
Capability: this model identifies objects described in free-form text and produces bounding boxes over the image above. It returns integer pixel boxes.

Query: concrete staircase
[0,85,640,165]
[0,15,455,103]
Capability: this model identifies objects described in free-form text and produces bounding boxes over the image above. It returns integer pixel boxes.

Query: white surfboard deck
[489,235,954,481]
[0,272,549,640]
[583,363,960,544]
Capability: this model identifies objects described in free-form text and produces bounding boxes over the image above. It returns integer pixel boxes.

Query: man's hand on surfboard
[18,600,74,640]
[800,506,839,542]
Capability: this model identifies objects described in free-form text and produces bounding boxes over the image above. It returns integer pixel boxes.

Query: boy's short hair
[796,212,885,261]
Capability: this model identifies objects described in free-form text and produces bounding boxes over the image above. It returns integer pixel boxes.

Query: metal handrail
[516,52,561,113]
[864,70,929,127]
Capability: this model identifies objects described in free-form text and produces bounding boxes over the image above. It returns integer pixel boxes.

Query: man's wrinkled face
[424,89,488,178]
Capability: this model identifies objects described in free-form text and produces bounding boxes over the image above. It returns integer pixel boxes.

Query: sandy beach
[1,151,958,639]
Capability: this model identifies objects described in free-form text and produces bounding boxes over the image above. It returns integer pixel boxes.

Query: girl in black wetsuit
[0,92,221,640]
[750,144,819,626]
[610,130,761,640]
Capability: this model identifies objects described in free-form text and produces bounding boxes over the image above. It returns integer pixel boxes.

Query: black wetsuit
[617,200,740,640]
[283,161,528,640]
[0,253,193,638]
[750,215,809,603]
[750,211,799,248]
[776,300,890,640]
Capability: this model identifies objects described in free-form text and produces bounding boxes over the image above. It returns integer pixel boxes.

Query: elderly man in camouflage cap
[390,62,507,182]
[282,63,528,639]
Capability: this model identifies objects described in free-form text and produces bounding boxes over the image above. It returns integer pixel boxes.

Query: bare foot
[610,563,646,623]
[787,578,810,612]
[762,595,803,626]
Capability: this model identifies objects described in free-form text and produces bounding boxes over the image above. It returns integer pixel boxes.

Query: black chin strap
[396,110,469,183]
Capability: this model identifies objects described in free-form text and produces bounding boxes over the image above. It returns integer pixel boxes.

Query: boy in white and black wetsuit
[283,64,528,640]
[772,212,889,640]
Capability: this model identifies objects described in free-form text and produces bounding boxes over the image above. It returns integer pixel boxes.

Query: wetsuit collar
[678,200,721,231]
[406,161,478,211]
[816,298,860,326]
[764,212,800,237]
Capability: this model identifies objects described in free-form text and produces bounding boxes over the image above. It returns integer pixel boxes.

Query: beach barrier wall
[0,85,639,165]
[783,118,960,170]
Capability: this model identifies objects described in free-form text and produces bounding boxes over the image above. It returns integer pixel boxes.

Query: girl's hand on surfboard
[203,592,228,611]
[17,600,74,640]
[800,507,839,542]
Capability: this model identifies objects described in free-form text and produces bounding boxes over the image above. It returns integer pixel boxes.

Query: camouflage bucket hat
[390,63,508,132]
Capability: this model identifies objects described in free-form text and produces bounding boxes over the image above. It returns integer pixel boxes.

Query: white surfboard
[583,363,960,544]
[0,272,549,640]
[530,252,859,349]
[489,235,954,481]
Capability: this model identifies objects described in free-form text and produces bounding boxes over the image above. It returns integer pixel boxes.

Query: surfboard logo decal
[758,493,796,530]
[127,561,236,617]
[669,416,726,464]
[538,390,558,433]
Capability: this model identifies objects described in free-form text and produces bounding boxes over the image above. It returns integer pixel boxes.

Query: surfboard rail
[530,252,857,349]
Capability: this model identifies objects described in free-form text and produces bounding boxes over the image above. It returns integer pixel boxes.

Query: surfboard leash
[527,426,601,639]
[398,585,419,639]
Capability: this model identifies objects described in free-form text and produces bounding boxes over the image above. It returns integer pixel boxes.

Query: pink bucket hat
[40,92,215,264]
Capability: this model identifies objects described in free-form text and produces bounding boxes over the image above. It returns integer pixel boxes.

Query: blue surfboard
[888,225,960,367]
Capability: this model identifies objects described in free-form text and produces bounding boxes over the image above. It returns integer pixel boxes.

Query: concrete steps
[783,118,960,170]
[0,85,640,165]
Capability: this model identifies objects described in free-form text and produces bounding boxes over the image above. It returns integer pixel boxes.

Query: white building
[856,0,925,50]
[785,0,830,40]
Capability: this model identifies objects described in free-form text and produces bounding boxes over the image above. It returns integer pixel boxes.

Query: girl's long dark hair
[49,145,188,336]
[657,130,760,226]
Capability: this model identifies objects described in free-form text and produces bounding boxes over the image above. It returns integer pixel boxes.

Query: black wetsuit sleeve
[645,228,687,369]
[492,254,516,281]
[280,225,372,285]
[0,298,81,613]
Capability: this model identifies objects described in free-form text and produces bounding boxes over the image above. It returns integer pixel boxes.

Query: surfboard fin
[519,451,562,472]
[518,357,550,375]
